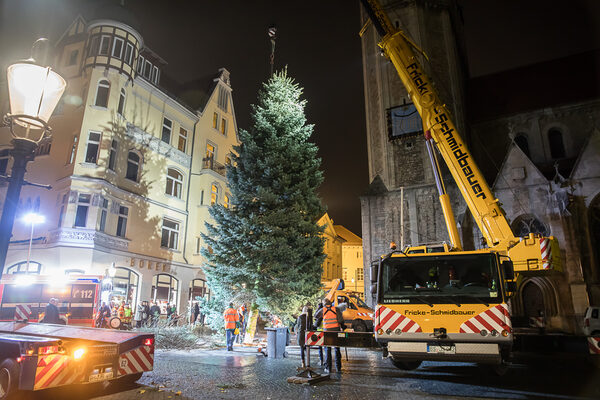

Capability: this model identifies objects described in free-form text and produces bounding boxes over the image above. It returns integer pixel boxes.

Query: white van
[583,306,600,336]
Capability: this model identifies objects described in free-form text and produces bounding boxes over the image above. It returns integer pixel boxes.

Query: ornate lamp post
[0,39,66,274]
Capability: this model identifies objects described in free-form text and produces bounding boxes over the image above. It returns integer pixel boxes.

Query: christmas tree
[202,69,325,328]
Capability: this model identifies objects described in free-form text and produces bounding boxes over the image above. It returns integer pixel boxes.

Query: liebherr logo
[434,110,487,200]
[407,63,430,95]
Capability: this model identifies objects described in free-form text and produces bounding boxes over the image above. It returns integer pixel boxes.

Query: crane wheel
[352,320,368,332]
[0,359,19,400]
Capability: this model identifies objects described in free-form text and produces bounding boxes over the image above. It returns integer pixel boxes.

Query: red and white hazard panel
[118,345,154,376]
[375,305,422,333]
[305,331,324,346]
[540,238,552,269]
[588,337,600,355]
[459,304,512,334]
[34,354,81,390]
[14,304,32,320]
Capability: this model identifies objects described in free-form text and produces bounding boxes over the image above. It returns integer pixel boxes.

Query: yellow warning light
[73,347,86,360]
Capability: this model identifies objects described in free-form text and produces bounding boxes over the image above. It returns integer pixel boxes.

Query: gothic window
[511,214,550,237]
[514,134,530,158]
[548,128,566,159]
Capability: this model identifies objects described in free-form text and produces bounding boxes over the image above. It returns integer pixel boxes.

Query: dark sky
[1,0,599,236]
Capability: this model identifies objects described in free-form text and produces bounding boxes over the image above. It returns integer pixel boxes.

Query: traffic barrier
[118,345,154,376]
[14,304,32,320]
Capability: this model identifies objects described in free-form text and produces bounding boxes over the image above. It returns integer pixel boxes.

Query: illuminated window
[357,268,364,281]
[205,143,215,160]
[112,37,124,58]
[116,206,128,237]
[126,151,141,182]
[94,79,110,108]
[162,117,172,144]
[220,118,227,135]
[85,132,101,164]
[7,261,41,275]
[223,195,229,208]
[178,127,187,152]
[152,274,179,310]
[225,156,231,166]
[166,168,183,198]
[75,194,91,227]
[210,184,218,205]
[117,88,126,116]
[161,218,180,249]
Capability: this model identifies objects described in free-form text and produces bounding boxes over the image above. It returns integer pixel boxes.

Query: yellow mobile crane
[360,0,573,371]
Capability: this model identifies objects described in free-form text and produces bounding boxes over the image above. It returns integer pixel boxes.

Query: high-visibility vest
[224,308,239,329]
[323,306,339,330]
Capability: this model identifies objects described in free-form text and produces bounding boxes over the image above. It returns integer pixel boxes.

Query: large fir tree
[201,70,325,326]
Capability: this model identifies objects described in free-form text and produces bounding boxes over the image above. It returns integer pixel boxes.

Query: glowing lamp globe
[7,62,66,132]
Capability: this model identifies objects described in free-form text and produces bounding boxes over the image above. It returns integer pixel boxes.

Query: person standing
[192,302,200,325]
[42,298,61,324]
[134,303,144,328]
[314,298,345,374]
[295,306,312,368]
[142,301,150,327]
[95,301,111,328]
[223,303,239,351]
[150,302,161,327]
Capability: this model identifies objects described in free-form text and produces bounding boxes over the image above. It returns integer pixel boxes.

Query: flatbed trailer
[0,321,154,399]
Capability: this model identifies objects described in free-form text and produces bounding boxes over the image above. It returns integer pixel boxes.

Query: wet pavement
[22,345,600,399]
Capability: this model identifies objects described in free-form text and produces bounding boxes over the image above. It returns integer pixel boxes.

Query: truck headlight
[73,347,86,360]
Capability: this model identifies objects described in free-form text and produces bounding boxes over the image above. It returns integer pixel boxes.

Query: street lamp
[0,39,66,274]
[23,212,45,272]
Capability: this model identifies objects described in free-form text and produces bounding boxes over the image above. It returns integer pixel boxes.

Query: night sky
[1,0,599,236]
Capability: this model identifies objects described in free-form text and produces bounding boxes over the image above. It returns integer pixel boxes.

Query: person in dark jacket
[142,301,150,327]
[314,298,345,373]
[295,306,313,368]
[42,298,62,324]
[192,302,200,324]
[150,302,161,327]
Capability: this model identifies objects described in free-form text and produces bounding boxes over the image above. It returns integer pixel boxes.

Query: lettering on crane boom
[407,63,430,95]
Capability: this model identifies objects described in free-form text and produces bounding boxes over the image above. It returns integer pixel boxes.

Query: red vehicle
[0,274,101,326]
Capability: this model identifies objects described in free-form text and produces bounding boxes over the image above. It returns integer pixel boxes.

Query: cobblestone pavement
[22,346,600,400]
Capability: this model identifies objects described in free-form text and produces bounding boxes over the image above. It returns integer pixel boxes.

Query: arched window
[152,274,179,312]
[112,267,139,307]
[511,214,550,237]
[7,261,41,275]
[514,134,530,158]
[210,184,219,205]
[189,279,209,301]
[126,151,141,182]
[95,79,110,108]
[166,168,183,198]
[117,88,126,116]
[548,128,566,159]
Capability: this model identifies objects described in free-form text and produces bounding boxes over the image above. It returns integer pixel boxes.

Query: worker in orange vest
[223,303,239,351]
[314,298,345,374]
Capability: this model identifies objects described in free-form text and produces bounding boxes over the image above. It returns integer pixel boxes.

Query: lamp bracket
[3,114,52,143]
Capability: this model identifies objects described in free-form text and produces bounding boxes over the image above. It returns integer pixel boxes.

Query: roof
[333,225,362,245]
[467,49,600,122]
[84,0,142,32]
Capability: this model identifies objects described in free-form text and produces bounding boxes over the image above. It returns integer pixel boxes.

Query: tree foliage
[202,70,325,327]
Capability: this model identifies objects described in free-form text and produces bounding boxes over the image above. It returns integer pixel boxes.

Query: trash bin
[266,327,289,358]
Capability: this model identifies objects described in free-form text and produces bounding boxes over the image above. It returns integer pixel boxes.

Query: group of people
[223,303,248,351]
[296,298,345,374]
[132,301,179,327]
[95,300,134,328]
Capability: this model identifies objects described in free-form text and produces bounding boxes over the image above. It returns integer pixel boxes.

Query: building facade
[0,13,240,315]
[359,0,600,333]
[318,213,344,288]
[335,225,364,298]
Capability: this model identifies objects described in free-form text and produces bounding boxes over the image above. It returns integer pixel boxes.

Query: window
[74,193,91,227]
[108,139,118,171]
[357,268,364,281]
[98,197,109,232]
[161,117,172,144]
[548,128,566,159]
[57,193,67,228]
[117,88,126,116]
[223,194,229,209]
[220,118,227,135]
[99,35,111,55]
[137,55,145,74]
[166,168,183,198]
[68,136,78,164]
[212,112,218,129]
[67,49,79,66]
[217,86,229,111]
[189,278,209,300]
[113,268,139,307]
[515,134,530,158]
[151,66,159,84]
[116,205,128,237]
[152,274,179,310]
[205,143,215,160]
[112,37,124,58]
[124,43,134,65]
[195,237,201,254]
[85,132,101,163]
[6,261,41,275]
[144,60,151,79]
[94,79,110,108]
[161,218,179,249]
[89,36,100,56]
[210,184,218,205]
[178,127,187,153]
[126,151,141,181]
[0,149,9,175]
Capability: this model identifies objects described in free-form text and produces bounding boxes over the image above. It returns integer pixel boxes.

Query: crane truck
[358,0,599,372]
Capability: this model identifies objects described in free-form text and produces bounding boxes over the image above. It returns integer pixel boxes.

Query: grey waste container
[266,327,289,358]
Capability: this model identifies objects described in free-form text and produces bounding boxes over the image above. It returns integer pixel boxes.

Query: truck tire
[0,359,19,400]
[390,357,421,370]
[352,320,368,332]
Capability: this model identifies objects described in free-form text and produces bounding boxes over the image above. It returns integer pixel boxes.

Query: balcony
[202,157,226,177]
[48,228,129,251]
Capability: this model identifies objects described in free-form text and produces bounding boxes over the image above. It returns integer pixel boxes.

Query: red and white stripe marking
[374,305,422,333]
[459,304,512,334]
[356,312,373,318]
[588,337,600,355]
[14,304,32,320]
[540,238,552,269]
[118,346,154,376]
[305,331,324,346]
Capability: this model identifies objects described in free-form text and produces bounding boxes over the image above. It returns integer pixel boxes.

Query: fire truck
[356,0,600,372]
[0,274,154,398]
